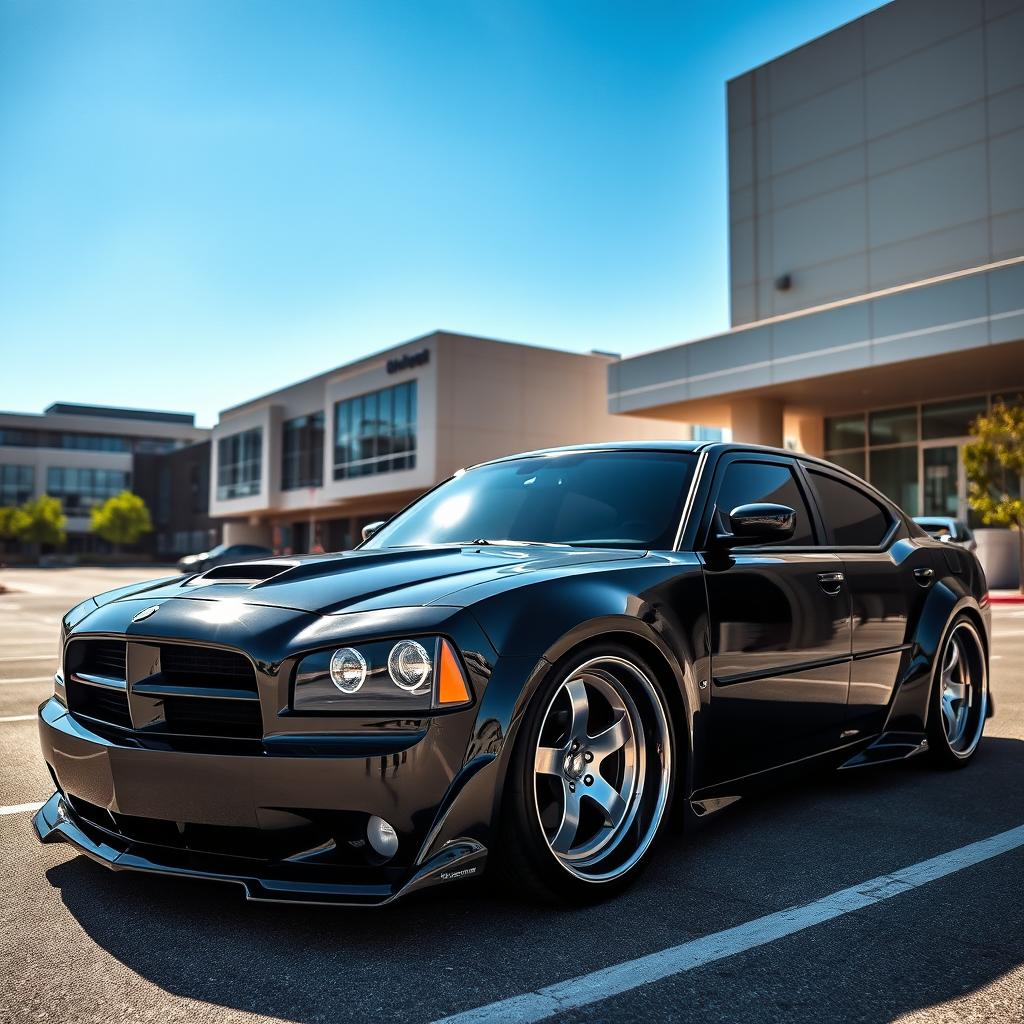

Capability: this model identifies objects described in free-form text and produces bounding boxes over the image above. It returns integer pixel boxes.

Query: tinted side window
[808,470,891,546]
[715,461,814,545]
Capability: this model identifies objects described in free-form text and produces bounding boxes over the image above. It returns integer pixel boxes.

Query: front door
[700,455,852,783]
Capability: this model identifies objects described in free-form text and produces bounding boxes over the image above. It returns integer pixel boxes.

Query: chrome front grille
[65,638,262,740]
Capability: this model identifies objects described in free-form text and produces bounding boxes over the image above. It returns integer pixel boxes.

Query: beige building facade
[608,0,1024,531]
[209,331,687,553]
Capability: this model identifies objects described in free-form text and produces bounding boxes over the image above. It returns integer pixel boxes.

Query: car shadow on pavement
[45,736,1024,1024]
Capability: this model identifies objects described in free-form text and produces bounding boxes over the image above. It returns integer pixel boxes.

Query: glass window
[921,396,987,440]
[869,407,917,446]
[333,381,418,480]
[713,460,814,545]
[808,470,892,546]
[281,412,324,490]
[869,445,918,514]
[827,450,866,479]
[46,467,130,513]
[0,465,34,505]
[825,414,865,452]
[365,451,696,551]
[217,427,262,500]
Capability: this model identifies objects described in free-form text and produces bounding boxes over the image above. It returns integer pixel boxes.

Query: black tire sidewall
[927,614,986,770]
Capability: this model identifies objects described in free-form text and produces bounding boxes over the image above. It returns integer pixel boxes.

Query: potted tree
[964,401,1024,594]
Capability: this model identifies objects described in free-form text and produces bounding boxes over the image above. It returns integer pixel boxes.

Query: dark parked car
[36,442,991,906]
[176,542,273,574]
[913,516,977,551]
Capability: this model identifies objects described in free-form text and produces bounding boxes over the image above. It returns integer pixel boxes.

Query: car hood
[85,546,645,618]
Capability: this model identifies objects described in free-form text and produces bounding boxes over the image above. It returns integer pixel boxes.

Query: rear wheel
[497,644,676,904]
[927,616,987,769]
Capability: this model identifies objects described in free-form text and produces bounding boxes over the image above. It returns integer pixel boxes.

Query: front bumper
[35,698,491,906]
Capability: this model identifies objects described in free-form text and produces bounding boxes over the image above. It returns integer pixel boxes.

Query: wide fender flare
[461,575,707,841]
[887,577,988,732]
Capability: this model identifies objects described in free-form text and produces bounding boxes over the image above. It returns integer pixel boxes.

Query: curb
[989,594,1024,605]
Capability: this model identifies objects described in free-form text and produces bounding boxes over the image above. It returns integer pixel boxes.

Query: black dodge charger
[34,442,992,905]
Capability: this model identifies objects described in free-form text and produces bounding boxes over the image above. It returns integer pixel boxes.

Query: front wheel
[927,616,987,769]
[497,645,676,904]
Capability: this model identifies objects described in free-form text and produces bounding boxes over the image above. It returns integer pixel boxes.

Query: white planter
[974,528,1021,591]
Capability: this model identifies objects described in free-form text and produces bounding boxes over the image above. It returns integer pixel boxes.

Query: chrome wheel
[532,655,671,883]
[938,620,986,757]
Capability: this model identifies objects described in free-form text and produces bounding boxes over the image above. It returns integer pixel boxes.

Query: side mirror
[361,520,386,542]
[717,503,796,546]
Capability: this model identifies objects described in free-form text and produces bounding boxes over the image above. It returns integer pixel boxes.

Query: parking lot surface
[1,567,1022,1023]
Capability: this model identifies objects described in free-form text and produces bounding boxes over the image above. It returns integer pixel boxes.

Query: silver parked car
[913,516,977,551]
[177,542,273,573]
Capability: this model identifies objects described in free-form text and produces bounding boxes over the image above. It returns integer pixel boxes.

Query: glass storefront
[824,391,1020,520]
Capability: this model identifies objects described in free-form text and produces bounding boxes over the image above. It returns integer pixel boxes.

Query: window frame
[697,452,823,551]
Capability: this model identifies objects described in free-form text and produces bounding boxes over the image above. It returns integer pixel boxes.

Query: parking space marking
[0,654,55,663]
[434,824,1024,1024]
[0,802,44,817]
[0,676,52,685]
[0,714,36,722]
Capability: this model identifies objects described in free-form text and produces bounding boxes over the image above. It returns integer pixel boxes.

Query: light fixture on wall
[775,273,793,291]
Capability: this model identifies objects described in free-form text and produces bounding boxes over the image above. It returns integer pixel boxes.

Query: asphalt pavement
[1,567,1022,1024]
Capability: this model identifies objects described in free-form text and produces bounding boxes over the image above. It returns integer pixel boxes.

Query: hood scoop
[189,560,299,586]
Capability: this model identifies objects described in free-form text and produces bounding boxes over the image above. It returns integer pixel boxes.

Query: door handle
[913,567,935,587]
[816,571,845,594]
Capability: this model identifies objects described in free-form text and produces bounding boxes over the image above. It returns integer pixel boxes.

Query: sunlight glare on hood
[199,599,248,625]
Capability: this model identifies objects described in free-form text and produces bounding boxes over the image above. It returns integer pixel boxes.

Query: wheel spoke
[535,746,563,777]
[943,639,960,678]
[564,677,590,744]
[590,713,631,760]
[586,775,627,827]
[551,785,581,853]
[944,680,967,703]
[941,694,958,738]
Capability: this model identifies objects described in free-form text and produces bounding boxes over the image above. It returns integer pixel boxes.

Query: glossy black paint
[35,441,992,905]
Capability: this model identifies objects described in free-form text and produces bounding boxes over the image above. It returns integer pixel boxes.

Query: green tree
[14,495,67,548]
[0,506,21,540]
[90,491,153,552]
[964,400,1024,593]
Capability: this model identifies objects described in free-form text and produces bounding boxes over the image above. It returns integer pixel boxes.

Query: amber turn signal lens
[437,639,471,705]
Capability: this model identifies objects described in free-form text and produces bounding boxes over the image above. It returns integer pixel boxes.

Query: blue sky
[1,0,882,426]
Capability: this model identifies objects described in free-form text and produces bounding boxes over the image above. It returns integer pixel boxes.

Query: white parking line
[0,654,55,663]
[0,714,36,722]
[434,824,1024,1024]
[0,676,53,685]
[0,802,44,817]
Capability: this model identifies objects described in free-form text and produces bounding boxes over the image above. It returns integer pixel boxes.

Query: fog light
[330,647,367,693]
[367,815,399,859]
[388,639,432,691]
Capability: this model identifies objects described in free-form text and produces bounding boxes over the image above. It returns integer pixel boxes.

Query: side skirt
[837,731,929,770]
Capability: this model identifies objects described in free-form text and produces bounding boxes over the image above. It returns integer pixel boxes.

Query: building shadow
[44,736,1024,1024]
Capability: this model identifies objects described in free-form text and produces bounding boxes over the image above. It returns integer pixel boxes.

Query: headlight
[293,636,471,713]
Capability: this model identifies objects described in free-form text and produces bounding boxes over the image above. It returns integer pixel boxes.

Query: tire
[926,615,987,769]
[496,643,677,904]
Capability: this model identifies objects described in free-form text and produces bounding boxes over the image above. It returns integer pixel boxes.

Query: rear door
[700,453,853,782]
[802,465,928,736]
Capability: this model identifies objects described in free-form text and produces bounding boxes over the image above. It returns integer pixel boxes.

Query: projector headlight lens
[293,636,470,712]
[388,639,432,692]
[329,647,367,693]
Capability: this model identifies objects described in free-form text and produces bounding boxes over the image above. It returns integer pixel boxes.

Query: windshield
[364,450,697,551]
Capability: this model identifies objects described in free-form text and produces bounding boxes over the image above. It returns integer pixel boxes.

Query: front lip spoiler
[32,793,486,907]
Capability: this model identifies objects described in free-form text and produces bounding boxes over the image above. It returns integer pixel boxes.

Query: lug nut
[568,782,576,792]
[584,751,593,762]
[584,775,593,786]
